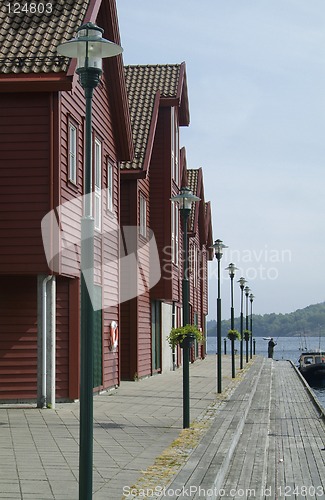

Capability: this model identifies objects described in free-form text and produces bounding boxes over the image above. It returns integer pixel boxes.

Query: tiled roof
[187,169,199,232]
[0,0,90,74]
[121,64,181,171]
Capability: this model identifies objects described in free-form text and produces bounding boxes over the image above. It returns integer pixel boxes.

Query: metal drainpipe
[172,302,176,371]
[50,277,56,409]
[42,275,52,408]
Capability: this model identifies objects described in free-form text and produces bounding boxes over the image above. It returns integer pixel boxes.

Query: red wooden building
[187,168,213,358]
[120,64,213,379]
[0,0,133,403]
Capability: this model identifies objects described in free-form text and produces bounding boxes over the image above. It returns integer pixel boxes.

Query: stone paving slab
[0,354,248,499]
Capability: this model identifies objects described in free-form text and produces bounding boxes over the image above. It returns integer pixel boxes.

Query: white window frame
[107,159,113,212]
[68,122,77,184]
[171,201,179,265]
[193,246,198,287]
[94,138,102,231]
[139,193,147,238]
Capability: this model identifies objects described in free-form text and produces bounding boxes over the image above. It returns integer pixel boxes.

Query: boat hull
[299,365,325,387]
[299,351,325,387]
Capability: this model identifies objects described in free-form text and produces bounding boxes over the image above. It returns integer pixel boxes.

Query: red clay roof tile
[121,64,182,171]
[0,0,90,74]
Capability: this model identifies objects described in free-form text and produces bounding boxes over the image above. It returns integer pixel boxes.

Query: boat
[298,351,325,386]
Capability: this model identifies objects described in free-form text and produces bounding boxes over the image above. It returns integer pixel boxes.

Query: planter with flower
[243,329,251,342]
[167,324,204,349]
[227,329,241,342]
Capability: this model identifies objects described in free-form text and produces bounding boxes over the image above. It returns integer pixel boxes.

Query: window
[171,107,179,185]
[139,193,147,238]
[171,201,179,265]
[107,159,113,212]
[94,138,102,230]
[68,122,77,184]
[189,244,197,284]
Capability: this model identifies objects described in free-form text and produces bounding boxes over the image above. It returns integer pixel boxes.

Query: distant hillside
[207,302,325,338]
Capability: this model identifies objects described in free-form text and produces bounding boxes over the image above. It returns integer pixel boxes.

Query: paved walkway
[0,354,247,499]
[3,357,322,500]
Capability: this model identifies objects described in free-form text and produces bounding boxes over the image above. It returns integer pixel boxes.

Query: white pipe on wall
[42,275,52,408]
[50,277,56,409]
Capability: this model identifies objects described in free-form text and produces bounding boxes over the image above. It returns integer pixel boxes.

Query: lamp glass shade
[225,263,238,277]
[238,277,246,287]
[211,239,228,257]
[57,23,123,70]
[170,187,200,210]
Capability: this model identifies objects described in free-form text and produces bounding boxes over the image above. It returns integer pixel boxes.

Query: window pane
[140,194,147,237]
[69,123,77,183]
[171,201,179,265]
[107,160,113,212]
[94,139,102,230]
[95,139,101,189]
[95,192,101,231]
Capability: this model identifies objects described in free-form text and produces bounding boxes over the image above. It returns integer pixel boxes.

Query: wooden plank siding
[55,277,70,399]
[0,93,51,274]
[201,246,209,318]
[120,174,153,379]
[120,180,134,379]
[137,176,152,378]
[0,276,37,401]
[59,72,121,389]
[188,235,200,328]
[0,276,72,402]
[150,107,183,304]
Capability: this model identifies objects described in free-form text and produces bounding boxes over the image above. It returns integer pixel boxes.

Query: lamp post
[238,277,246,370]
[57,24,123,500]
[244,286,250,363]
[225,263,238,378]
[249,293,255,359]
[212,239,228,393]
[171,187,200,429]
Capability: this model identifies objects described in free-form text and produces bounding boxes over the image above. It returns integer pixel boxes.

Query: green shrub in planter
[243,329,251,341]
[227,329,241,341]
[167,324,203,349]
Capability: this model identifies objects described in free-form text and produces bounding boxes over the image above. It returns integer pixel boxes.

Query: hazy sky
[116,1,325,318]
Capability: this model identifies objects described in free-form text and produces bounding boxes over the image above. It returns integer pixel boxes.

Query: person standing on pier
[268,338,277,358]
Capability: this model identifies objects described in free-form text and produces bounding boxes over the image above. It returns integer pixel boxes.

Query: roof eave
[142,90,160,173]
[120,169,147,180]
[0,72,73,92]
[178,62,190,126]
[97,0,134,161]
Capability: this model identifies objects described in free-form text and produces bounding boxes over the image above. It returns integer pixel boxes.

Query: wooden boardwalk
[167,358,325,500]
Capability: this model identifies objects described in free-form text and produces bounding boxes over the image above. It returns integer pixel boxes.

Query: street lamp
[237,277,246,369]
[244,286,250,363]
[212,239,228,393]
[57,23,123,500]
[171,187,200,429]
[249,293,255,358]
[225,263,238,378]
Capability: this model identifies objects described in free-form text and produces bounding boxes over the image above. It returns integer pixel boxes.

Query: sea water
[207,335,325,410]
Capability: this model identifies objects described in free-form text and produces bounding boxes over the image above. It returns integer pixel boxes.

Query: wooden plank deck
[166,358,325,500]
[219,360,325,499]
[266,361,325,500]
